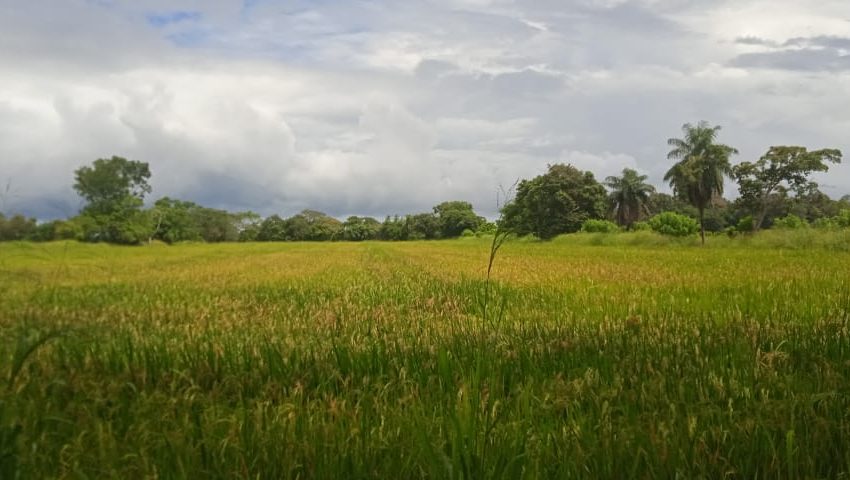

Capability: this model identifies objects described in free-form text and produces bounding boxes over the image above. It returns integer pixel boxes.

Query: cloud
[1,0,849,220]
[730,35,850,72]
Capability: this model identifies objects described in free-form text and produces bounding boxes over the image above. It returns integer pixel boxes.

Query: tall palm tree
[664,121,738,244]
[604,168,655,229]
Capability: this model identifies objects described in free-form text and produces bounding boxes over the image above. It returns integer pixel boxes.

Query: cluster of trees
[1,123,846,245]
[251,202,488,242]
[0,213,38,241]
[499,122,845,244]
[0,156,492,244]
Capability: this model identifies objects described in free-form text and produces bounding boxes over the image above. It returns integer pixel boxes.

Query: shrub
[580,219,620,233]
[834,209,850,228]
[632,221,651,232]
[476,222,497,235]
[772,214,807,229]
[812,217,838,229]
[736,215,754,233]
[461,229,475,238]
[647,212,699,237]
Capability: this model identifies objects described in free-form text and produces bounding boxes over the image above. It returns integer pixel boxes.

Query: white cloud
[0,0,849,219]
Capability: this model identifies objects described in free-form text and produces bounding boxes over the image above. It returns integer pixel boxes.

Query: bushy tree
[502,164,607,239]
[151,198,252,243]
[151,198,202,243]
[193,207,240,242]
[833,209,850,228]
[73,156,152,210]
[379,216,407,241]
[0,213,37,241]
[234,212,262,242]
[646,192,696,217]
[342,216,381,241]
[73,156,153,244]
[406,213,441,240]
[256,215,288,241]
[664,122,737,244]
[732,146,842,230]
[787,185,844,225]
[287,210,342,241]
[433,201,485,238]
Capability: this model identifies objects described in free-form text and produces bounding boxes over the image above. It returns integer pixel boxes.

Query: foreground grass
[1,237,849,478]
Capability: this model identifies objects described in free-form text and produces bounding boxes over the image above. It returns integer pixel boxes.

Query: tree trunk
[753,207,767,233]
[149,211,163,245]
[754,203,768,232]
[699,206,705,245]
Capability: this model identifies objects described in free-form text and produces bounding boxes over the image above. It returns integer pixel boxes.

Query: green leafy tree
[235,212,262,242]
[0,213,37,241]
[342,216,381,241]
[646,192,696,217]
[604,168,655,229]
[256,215,288,241]
[828,209,850,228]
[787,186,843,225]
[406,213,441,240]
[287,210,342,241]
[732,146,842,230]
[664,122,738,244]
[151,198,202,243]
[192,207,240,242]
[432,201,485,238]
[72,156,153,244]
[379,216,407,241]
[74,156,151,213]
[502,164,606,240]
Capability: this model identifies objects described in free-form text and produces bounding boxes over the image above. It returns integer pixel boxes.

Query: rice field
[1,237,849,479]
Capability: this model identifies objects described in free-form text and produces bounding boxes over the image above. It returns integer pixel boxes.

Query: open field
[2,236,850,479]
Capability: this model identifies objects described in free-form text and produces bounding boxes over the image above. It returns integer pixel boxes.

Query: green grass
[1,236,849,478]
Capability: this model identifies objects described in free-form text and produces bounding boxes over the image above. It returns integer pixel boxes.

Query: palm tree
[664,121,737,244]
[604,168,655,229]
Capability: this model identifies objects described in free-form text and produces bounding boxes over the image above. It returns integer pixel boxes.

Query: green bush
[647,212,699,237]
[834,209,850,228]
[812,217,837,229]
[632,221,650,231]
[460,229,475,238]
[476,222,497,235]
[580,219,620,233]
[772,214,807,229]
[736,215,754,233]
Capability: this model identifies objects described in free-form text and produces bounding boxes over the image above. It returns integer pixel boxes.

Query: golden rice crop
[1,237,849,478]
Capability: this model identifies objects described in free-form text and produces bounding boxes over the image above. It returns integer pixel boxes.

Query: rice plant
[0,239,848,478]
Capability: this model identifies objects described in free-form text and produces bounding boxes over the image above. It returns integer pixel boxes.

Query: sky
[1,0,849,220]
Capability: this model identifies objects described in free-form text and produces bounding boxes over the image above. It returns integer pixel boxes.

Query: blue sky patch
[146,11,202,28]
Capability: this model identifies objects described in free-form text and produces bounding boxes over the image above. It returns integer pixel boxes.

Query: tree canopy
[433,201,485,238]
[732,146,842,230]
[502,164,607,240]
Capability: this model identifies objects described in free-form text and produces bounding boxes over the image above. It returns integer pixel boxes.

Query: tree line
[0,121,846,244]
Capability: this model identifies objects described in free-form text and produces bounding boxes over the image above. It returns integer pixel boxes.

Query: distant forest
[1,122,848,245]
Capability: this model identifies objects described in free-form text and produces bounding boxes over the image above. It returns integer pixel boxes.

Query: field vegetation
[2,234,849,478]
